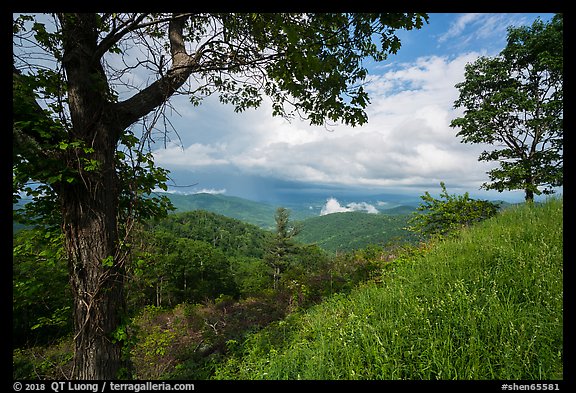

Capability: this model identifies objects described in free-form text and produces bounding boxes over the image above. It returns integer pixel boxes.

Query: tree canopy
[450,14,563,202]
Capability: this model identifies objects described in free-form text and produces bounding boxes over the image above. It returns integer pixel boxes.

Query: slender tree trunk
[524,168,535,203]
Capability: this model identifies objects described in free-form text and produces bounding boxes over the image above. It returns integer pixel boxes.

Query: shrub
[407,182,500,238]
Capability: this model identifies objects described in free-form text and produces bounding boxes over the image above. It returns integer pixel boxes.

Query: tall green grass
[214,198,563,380]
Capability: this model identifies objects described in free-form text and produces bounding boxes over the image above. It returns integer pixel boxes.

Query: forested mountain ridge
[161,193,281,228]
[153,193,420,253]
[144,209,271,259]
[156,192,419,230]
[296,211,418,253]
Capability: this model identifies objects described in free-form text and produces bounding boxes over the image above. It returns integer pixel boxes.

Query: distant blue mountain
[158,191,419,229]
[160,192,280,228]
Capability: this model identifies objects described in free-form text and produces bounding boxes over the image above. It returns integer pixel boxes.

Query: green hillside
[214,197,563,380]
[162,192,279,228]
[380,204,417,215]
[296,211,417,253]
[145,209,271,259]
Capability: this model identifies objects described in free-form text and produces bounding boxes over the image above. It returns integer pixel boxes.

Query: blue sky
[149,13,558,205]
[15,13,559,206]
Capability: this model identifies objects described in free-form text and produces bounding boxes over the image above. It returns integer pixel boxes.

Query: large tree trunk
[61,140,125,379]
[58,14,126,379]
[55,13,200,379]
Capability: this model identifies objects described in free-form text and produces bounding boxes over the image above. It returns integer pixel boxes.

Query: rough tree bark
[56,13,199,379]
[57,13,124,379]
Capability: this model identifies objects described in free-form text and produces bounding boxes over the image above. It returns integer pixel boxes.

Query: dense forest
[296,211,417,253]
[13,197,563,380]
[163,193,283,229]
[13,205,418,373]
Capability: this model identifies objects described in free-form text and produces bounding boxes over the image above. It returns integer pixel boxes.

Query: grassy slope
[214,198,563,380]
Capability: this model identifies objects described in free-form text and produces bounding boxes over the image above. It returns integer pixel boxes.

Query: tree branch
[94,13,150,60]
[113,14,201,130]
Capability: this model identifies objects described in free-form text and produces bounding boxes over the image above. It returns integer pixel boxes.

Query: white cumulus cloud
[320,198,379,216]
[193,188,227,195]
[151,50,522,197]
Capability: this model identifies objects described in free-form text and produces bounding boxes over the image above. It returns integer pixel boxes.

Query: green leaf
[102,255,114,267]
